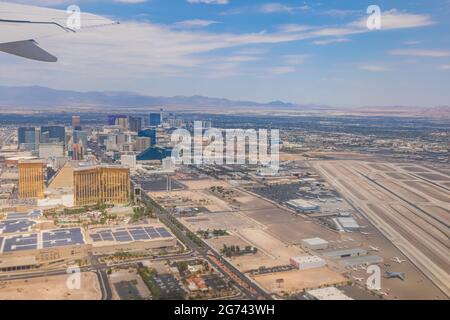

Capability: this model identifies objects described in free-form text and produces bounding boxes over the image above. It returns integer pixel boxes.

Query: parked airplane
[0,2,117,62]
[369,246,380,252]
[386,271,406,281]
[352,276,364,282]
[391,257,406,264]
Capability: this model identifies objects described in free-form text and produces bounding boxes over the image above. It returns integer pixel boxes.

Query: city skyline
[1,0,449,107]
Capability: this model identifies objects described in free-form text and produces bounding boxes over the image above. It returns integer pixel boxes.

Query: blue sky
[2,0,450,107]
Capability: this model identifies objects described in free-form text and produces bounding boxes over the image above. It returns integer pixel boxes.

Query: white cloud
[349,9,434,30]
[360,65,391,72]
[312,38,350,45]
[174,19,221,28]
[6,0,147,5]
[260,3,309,14]
[0,7,437,87]
[438,64,450,70]
[322,9,359,17]
[187,0,229,5]
[269,66,297,74]
[277,24,317,33]
[390,49,450,57]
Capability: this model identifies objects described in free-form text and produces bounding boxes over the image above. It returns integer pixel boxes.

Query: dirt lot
[0,272,101,300]
[150,190,231,212]
[252,267,347,294]
[179,179,231,190]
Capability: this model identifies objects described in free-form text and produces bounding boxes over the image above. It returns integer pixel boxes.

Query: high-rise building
[138,129,157,145]
[72,116,81,129]
[115,117,129,130]
[129,116,143,133]
[18,160,45,199]
[72,142,84,160]
[108,114,127,126]
[41,125,65,144]
[73,130,88,147]
[149,112,162,127]
[18,127,37,150]
[73,165,130,206]
[134,136,151,152]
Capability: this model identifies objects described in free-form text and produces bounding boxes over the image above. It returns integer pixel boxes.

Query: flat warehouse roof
[6,210,42,220]
[0,228,85,254]
[302,237,328,245]
[0,219,36,234]
[89,225,174,245]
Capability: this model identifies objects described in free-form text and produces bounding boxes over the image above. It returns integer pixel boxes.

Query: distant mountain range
[0,86,328,110]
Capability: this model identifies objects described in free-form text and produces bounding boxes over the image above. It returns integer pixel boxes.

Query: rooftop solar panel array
[0,219,36,234]
[42,228,84,248]
[6,210,41,220]
[0,228,85,253]
[90,226,173,243]
[6,212,30,219]
[3,234,38,252]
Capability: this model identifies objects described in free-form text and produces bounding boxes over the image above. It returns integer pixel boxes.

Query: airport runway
[313,160,450,298]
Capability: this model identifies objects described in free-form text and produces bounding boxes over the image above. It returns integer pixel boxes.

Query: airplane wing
[0,1,117,62]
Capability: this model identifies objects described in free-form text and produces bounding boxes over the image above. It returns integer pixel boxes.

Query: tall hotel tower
[18,160,45,199]
[73,165,130,206]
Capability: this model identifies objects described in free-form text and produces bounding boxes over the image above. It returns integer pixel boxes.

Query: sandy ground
[278,152,307,162]
[151,190,231,212]
[236,228,304,263]
[253,267,347,294]
[179,179,231,190]
[182,212,258,231]
[208,233,301,271]
[0,272,101,300]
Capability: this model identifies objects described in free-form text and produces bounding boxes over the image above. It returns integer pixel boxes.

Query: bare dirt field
[416,173,449,181]
[150,190,232,212]
[181,211,258,231]
[179,179,231,190]
[252,267,347,294]
[401,166,430,173]
[0,272,101,300]
[207,234,281,271]
[242,207,339,244]
[279,152,307,161]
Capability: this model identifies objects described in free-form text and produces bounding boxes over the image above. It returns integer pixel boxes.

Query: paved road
[139,189,272,300]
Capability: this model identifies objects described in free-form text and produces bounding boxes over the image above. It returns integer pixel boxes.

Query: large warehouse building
[0,211,177,272]
[301,237,329,250]
[0,227,89,272]
[88,224,177,255]
[286,199,320,213]
[290,255,326,270]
